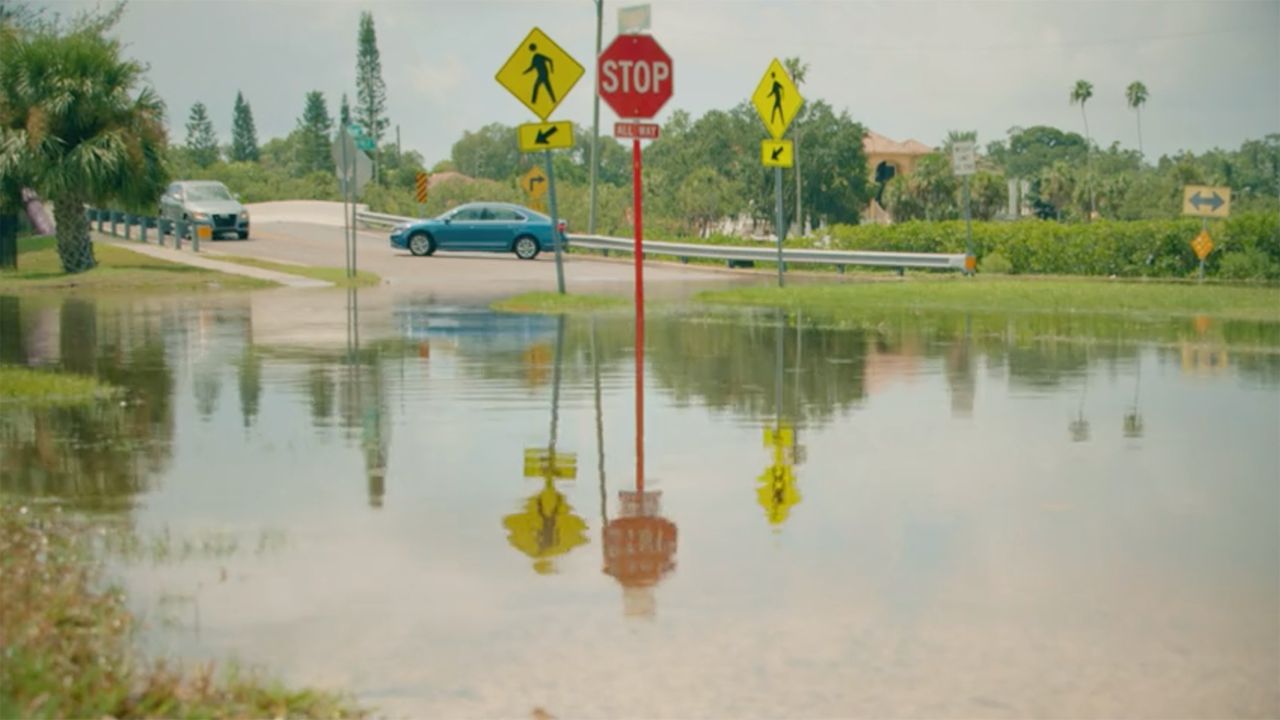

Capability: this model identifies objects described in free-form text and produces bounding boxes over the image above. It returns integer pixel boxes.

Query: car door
[488,207,526,251]
[444,207,486,250]
[473,205,511,251]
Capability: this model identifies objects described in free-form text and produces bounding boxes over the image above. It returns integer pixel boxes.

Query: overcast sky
[36,0,1280,164]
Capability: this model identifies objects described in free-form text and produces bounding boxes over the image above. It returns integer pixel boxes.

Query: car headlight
[239,210,249,219]
[392,223,409,233]
[191,211,209,221]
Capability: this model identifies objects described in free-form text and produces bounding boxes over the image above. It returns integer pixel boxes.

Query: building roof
[863,130,934,156]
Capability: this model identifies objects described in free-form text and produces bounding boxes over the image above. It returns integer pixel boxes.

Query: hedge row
[820,213,1280,280]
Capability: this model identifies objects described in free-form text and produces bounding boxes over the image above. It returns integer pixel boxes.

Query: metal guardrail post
[124,214,133,241]
[110,212,118,236]
[175,219,185,250]
[157,217,168,247]
[193,221,202,252]
[140,217,149,244]
[95,209,104,233]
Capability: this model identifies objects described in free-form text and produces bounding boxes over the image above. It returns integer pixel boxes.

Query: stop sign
[598,34,673,119]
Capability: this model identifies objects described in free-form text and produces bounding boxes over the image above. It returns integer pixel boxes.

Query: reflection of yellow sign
[518,121,574,152]
[503,479,588,574]
[524,447,577,480]
[1182,185,1231,218]
[1191,229,1214,260]
[757,465,800,526]
[752,58,804,139]
[761,139,793,168]
[763,426,793,449]
[520,165,549,200]
[495,27,584,121]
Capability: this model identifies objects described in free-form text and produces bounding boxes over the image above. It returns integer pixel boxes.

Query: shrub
[980,251,1013,274]
[1218,250,1280,281]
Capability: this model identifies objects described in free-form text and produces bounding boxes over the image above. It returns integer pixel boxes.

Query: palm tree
[783,56,809,234]
[0,9,168,273]
[1125,81,1148,158]
[1069,79,1096,219]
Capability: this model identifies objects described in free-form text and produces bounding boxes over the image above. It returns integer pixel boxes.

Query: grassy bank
[1,236,273,293]
[0,367,119,405]
[492,291,629,314]
[213,255,381,288]
[0,502,365,719]
[699,277,1280,323]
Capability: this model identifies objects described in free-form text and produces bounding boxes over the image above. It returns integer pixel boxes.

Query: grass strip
[0,367,119,406]
[0,502,366,719]
[1,237,272,292]
[699,277,1280,323]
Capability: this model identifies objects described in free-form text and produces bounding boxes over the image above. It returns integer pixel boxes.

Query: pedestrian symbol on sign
[524,44,556,104]
[769,73,784,125]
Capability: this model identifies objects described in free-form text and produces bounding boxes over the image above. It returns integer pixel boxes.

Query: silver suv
[159,181,249,239]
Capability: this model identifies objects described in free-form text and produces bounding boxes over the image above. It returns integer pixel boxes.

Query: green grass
[698,276,1280,323]
[1,236,273,292]
[0,367,120,406]
[213,255,381,288]
[0,502,367,719]
[492,291,630,314]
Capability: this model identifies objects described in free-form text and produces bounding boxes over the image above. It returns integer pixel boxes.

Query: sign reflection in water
[758,309,803,527]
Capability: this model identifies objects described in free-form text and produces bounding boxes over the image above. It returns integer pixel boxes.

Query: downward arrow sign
[535,126,559,144]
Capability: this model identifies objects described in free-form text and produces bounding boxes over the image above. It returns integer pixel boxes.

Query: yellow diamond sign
[757,465,800,526]
[1191,230,1214,261]
[503,479,589,574]
[752,58,804,139]
[520,165,548,200]
[495,27,584,121]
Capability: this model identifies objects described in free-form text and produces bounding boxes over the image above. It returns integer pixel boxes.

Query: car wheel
[408,231,435,257]
[513,235,540,260]
[238,231,249,240]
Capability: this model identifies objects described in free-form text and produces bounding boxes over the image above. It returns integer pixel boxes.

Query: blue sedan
[389,202,565,260]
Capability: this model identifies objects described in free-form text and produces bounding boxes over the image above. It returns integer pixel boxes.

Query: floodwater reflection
[1,293,1278,717]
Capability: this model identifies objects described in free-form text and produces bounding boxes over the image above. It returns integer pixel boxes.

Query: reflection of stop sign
[598,34,673,119]
[603,515,678,587]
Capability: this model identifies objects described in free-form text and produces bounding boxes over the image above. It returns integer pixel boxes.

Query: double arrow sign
[1189,191,1225,212]
[1182,184,1232,218]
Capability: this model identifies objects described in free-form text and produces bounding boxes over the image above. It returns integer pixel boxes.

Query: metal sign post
[545,150,565,295]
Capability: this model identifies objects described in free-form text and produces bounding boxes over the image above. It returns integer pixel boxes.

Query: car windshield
[186,185,233,202]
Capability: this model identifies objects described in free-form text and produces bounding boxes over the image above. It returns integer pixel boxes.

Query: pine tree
[339,93,351,129]
[185,101,219,168]
[296,91,333,175]
[354,11,387,143]
[230,91,260,162]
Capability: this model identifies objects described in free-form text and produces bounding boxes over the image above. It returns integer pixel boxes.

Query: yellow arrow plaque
[761,139,794,168]
[518,121,574,153]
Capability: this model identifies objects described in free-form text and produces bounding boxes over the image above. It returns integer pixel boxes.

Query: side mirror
[443,217,452,224]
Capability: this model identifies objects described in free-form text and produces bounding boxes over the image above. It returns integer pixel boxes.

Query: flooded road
[1,291,1277,718]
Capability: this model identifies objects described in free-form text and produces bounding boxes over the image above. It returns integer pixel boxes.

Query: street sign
[752,58,803,140]
[414,172,429,204]
[331,130,373,196]
[517,121,574,152]
[952,140,977,176]
[1191,229,1214,260]
[603,514,678,588]
[598,34,674,119]
[761,139,794,168]
[495,27,584,121]
[618,4,650,34]
[614,122,660,140]
[520,165,549,200]
[347,123,375,152]
[1182,185,1231,218]
[757,464,801,526]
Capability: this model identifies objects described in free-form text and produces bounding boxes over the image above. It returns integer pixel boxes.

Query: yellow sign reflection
[504,478,589,575]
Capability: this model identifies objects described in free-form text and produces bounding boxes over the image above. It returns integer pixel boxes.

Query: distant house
[862,131,933,224]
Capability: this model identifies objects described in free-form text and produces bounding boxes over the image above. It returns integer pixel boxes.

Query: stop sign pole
[599,33,672,494]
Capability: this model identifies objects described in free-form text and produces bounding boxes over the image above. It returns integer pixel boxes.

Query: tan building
[863,130,934,224]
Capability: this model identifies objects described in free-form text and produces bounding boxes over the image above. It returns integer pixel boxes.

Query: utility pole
[588,0,604,234]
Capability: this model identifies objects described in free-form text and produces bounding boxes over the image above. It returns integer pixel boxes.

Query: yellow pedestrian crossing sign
[757,464,801,526]
[752,58,803,139]
[518,121,575,153]
[761,139,793,168]
[503,478,589,574]
[495,27,585,121]
[521,165,549,200]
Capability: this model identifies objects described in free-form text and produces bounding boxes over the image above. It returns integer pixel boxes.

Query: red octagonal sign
[599,34,673,119]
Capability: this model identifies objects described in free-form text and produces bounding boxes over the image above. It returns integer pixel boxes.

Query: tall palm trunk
[1080,105,1096,220]
[1135,107,1144,158]
[52,192,95,274]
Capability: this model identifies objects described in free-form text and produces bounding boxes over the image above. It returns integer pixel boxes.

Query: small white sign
[952,140,977,176]
[618,4,650,34]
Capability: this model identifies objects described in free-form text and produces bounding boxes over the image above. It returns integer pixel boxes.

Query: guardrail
[354,209,966,274]
[85,208,215,252]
